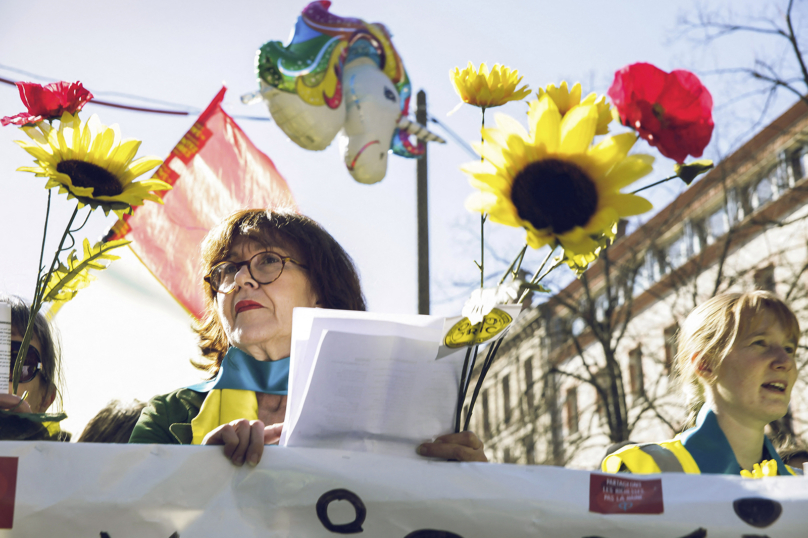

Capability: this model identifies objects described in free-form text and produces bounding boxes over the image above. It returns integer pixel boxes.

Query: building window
[752,175,775,209]
[645,248,666,281]
[706,207,728,244]
[565,387,579,434]
[550,316,567,349]
[667,233,688,270]
[629,346,644,397]
[664,324,679,372]
[754,264,776,292]
[482,389,491,437]
[502,374,511,425]
[791,147,807,183]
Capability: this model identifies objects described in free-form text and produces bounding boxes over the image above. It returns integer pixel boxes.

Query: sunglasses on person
[8,341,42,384]
[204,251,308,294]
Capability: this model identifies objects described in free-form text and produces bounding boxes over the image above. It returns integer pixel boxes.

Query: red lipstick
[235,300,263,314]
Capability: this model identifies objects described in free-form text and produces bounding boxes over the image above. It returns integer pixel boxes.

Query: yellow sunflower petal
[600,154,655,192]
[585,132,638,180]
[465,191,499,214]
[528,96,561,152]
[559,104,597,156]
[600,193,653,217]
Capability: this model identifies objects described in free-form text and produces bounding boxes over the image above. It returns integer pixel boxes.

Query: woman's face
[215,237,319,361]
[707,311,797,428]
[9,327,53,413]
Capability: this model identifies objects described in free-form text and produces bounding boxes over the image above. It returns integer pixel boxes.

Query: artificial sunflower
[450,62,531,109]
[463,94,654,267]
[15,112,168,216]
[535,81,612,135]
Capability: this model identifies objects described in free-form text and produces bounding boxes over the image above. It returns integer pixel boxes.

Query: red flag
[105,87,295,319]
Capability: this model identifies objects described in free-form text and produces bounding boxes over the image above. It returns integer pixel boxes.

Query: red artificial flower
[1,81,93,127]
[608,63,713,163]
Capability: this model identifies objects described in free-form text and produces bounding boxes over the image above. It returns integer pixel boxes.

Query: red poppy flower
[608,63,713,163]
[1,81,93,127]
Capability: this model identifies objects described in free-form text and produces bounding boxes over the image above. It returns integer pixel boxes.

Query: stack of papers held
[280,307,518,458]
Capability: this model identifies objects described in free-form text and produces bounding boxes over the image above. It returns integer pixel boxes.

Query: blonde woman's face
[708,311,797,428]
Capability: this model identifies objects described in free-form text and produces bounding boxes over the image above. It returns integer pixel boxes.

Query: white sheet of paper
[284,330,465,458]
[283,308,446,445]
[0,302,10,393]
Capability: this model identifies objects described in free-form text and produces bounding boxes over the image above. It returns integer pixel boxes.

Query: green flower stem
[12,203,80,393]
[478,108,486,289]
[455,346,473,433]
[518,243,557,304]
[631,174,677,195]
[463,338,504,432]
[499,244,528,285]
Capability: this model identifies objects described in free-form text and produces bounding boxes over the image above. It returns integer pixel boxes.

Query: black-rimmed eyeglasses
[204,252,308,294]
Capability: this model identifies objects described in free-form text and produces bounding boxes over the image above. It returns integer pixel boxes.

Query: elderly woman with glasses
[1,295,65,440]
[130,209,488,465]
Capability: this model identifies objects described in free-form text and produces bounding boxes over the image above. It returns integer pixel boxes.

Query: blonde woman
[603,291,802,476]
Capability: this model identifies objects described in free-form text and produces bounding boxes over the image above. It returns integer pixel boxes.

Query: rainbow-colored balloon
[255,1,444,184]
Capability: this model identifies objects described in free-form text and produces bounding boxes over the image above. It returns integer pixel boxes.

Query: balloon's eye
[384,87,397,102]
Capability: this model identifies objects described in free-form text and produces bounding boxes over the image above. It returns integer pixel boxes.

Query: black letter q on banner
[316,489,366,534]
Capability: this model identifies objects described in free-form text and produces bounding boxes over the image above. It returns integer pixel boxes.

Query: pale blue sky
[0,0,802,430]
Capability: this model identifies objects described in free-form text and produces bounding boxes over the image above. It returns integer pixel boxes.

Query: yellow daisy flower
[450,62,531,109]
[15,112,168,216]
[535,82,612,135]
[463,95,654,267]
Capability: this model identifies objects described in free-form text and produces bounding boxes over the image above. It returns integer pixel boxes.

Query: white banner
[0,442,806,537]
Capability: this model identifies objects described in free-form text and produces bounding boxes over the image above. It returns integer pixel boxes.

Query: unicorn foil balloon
[253,1,444,184]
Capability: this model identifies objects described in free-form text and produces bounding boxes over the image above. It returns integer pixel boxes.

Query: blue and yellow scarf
[186,347,289,444]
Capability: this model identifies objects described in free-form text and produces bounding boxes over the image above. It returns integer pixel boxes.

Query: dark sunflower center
[56,160,123,197]
[510,159,598,235]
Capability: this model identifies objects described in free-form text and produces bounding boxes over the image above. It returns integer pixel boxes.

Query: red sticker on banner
[0,457,18,528]
[589,473,663,514]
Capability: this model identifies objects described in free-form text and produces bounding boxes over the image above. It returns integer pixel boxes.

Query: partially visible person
[603,291,801,476]
[778,445,808,472]
[129,209,487,465]
[78,400,146,443]
[1,294,67,440]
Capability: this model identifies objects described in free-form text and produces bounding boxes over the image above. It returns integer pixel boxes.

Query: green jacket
[128,388,206,445]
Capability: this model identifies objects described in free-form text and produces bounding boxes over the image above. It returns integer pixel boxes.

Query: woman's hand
[417,431,488,462]
[0,394,32,414]
[202,419,284,466]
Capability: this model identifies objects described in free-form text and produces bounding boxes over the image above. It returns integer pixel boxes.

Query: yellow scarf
[190,389,259,445]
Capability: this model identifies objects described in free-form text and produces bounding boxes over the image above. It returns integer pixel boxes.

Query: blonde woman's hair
[673,291,800,429]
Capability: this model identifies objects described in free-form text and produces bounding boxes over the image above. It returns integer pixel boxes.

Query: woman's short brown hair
[194,208,366,374]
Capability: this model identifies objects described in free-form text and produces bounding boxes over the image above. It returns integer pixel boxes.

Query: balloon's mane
[257,1,423,157]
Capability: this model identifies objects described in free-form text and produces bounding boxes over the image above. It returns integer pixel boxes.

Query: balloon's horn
[240,91,263,105]
[397,118,446,144]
